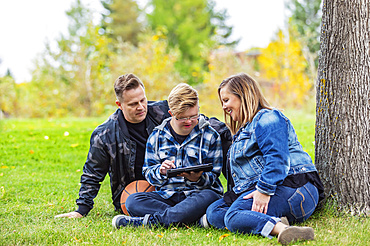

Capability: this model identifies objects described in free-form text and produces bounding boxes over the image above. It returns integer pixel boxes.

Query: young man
[112,83,224,228]
[55,74,171,218]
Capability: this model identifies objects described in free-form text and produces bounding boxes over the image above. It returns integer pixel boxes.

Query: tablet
[166,163,213,178]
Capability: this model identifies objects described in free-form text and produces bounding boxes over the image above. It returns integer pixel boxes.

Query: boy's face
[170,104,199,136]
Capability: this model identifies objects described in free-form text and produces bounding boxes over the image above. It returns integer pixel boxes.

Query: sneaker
[280,216,290,226]
[277,226,314,245]
[112,215,144,228]
[199,214,209,228]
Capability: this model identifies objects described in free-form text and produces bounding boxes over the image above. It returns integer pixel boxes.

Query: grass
[0,112,369,245]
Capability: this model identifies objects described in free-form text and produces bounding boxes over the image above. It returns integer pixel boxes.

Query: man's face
[116,86,147,123]
[170,104,199,136]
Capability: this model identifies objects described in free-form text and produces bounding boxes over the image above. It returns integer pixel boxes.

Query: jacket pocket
[158,146,176,163]
[287,184,318,222]
[233,132,251,154]
[183,146,201,166]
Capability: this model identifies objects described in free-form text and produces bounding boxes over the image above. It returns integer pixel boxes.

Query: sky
[0,0,287,83]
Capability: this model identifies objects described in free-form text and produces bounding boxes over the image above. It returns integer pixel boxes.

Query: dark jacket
[76,100,171,215]
[75,100,232,215]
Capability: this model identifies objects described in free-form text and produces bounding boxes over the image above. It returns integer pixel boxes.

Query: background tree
[111,32,184,101]
[100,0,143,46]
[30,0,114,117]
[257,30,312,108]
[0,74,18,117]
[146,0,236,84]
[287,0,322,81]
[316,0,370,215]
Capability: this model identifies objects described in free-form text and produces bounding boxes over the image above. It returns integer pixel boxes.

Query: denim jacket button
[233,173,236,177]
[237,187,241,190]
[301,167,306,172]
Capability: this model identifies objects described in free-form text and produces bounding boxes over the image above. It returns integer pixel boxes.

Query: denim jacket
[229,108,317,196]
[143,115,224,199]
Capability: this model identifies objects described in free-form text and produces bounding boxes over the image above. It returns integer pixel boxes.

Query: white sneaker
[199,214,209,228]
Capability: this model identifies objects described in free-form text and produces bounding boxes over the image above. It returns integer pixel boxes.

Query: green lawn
[0,113,368,245]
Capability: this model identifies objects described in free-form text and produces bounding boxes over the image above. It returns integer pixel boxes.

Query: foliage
[100,0,144,46]
[287,0,322,56]
[146,0,236,84]
[1,115,369,245]
[27,0,115,118]
[287,0,322,79]
[257,30,313,108]
[197,47,253,118]
[111,32,184,101]
[0,75,18,116]
[18,1,183,118]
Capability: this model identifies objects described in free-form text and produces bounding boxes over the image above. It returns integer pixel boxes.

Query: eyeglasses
[175,114,200,122]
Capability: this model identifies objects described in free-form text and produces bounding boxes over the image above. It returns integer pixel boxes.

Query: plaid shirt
[143,115,224,199]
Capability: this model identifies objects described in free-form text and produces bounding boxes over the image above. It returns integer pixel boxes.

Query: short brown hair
[168,83,198,116]
[114,73,145,101]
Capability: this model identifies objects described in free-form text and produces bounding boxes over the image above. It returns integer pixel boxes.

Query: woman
[205,73,324,245]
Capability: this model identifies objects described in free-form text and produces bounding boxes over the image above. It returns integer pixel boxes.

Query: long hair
[218,73,271,135]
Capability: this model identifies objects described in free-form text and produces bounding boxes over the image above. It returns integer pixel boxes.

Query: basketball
[120,180,155,215]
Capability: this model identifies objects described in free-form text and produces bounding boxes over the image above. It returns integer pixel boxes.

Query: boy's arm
[143,131,169,186]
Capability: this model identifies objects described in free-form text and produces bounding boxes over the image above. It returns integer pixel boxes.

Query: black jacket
[76,100,171,215]
[75,100,232,215]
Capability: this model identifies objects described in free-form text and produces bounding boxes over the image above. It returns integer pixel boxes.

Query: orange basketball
[120,180,155,215]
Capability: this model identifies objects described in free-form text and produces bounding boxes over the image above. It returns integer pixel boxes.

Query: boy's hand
[160,160,176,175]
[180,171,203,182]
[54,211,83,218]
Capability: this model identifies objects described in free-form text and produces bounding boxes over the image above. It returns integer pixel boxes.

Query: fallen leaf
[219,234,230,242]
[184,224,194,232]
[71,143,79,148]
[157,232,164,238]
[29,150,34,154]
[1,166,8,169]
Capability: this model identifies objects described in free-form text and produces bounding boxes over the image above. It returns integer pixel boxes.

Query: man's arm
[55,130,110,218]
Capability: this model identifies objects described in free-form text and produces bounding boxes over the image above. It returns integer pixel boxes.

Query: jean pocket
[287,184,318,222]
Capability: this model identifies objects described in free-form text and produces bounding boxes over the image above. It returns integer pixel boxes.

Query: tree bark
[316,0,370,215]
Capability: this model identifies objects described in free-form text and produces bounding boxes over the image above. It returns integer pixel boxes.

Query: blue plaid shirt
[143,115,224,199]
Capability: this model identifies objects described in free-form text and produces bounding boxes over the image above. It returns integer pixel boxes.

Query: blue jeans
[126,189,221,227]
[206,182,319,238]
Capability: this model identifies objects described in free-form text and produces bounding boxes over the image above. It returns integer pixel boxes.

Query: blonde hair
[114,73,145,102]
[168,83,198,116]
[218,73,271,135]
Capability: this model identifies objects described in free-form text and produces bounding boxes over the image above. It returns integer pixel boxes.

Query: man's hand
[54,211,83,218]
[159,160,176,175]
[243,190,271,214]
[180,171,203,182]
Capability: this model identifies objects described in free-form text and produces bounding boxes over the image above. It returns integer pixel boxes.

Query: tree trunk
[316,0,370,215]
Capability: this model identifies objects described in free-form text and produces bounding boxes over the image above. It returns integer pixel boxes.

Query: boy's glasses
[175,114,200,122]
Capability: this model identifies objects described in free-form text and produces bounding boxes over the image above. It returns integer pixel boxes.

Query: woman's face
[219,85,242,122]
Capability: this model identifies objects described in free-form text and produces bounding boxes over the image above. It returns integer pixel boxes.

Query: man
[55,74,171,218]
[112,83,223,228]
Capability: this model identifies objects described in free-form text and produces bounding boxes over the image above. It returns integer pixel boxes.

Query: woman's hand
[159,160,176,175]
[243,190,271,214]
